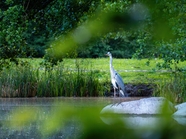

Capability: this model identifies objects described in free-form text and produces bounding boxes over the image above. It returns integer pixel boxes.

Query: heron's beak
[105,54,109,56]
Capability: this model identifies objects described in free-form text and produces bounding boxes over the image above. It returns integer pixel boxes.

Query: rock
[173,102,186,116]
[100,97,175,129]
[172,102,186,125]
[101,97,174,115]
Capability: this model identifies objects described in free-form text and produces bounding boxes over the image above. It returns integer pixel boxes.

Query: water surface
[0,97,142,139]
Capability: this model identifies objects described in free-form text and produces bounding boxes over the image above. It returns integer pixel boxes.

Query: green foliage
[77,39,112,58]
[0,0,100,60]
[1,0,186,71]
[0,59,12,70]
[0,4,28,59]
[134,1,186,70]
[43,48,64,67]
[155,40,186,71]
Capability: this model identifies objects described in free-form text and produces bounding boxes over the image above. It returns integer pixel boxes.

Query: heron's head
[106,52,112,57]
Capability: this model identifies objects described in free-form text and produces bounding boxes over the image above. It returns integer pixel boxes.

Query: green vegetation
[1,1,186,69]
[0,58,186,103]
[1,0,186,101]
[1,0,186,138]
[19,58,186,82]
[0,59,104,97]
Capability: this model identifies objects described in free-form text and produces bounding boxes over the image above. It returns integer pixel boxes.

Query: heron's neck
[109,56,114,69]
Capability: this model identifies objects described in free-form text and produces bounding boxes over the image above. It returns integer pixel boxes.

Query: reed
[1,58,186,99]
[0,60,105,97]
[0,63,38,97]
[154,72,186,103]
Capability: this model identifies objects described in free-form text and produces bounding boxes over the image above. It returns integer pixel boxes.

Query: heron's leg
[114,88,116,97]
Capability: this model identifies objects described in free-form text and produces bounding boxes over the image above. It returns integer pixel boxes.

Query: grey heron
[106,52,128,97]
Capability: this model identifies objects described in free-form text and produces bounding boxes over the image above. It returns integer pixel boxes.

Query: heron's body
[106,52,127,97]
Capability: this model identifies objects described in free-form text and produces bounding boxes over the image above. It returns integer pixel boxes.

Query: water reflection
[101,114,175,129]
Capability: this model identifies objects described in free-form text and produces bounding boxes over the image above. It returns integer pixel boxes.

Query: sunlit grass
[62,58,156,71]
[22,57,186,71]
[20,58,186,83]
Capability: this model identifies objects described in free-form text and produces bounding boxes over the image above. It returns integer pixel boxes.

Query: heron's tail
[119,89,128,97]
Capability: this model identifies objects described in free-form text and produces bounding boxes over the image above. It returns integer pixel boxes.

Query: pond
[0,97,141,139]
[0,97,185,139]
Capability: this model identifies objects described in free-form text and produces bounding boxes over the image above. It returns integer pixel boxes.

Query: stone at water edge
[173,102,186,125]
[173,102,186,116]
[100,97,175,129]
[101,97,175,115]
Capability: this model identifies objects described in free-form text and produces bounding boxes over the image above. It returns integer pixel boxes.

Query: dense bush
[77,30,151,58]
[1,0,186,70]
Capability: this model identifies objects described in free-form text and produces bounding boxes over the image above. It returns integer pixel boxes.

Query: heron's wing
[114,72,127,97]
[114,72,125,92]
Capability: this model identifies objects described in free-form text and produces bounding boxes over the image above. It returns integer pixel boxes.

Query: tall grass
[37,60,104,97]
[1,59,186,99]
[0,60,105,97]
[0,64,38,97]
[154,72,186,103]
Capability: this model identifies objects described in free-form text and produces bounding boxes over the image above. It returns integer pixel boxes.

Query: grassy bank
[21,58,181,83]
[0,58,186,102]
[21,58,186,84]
